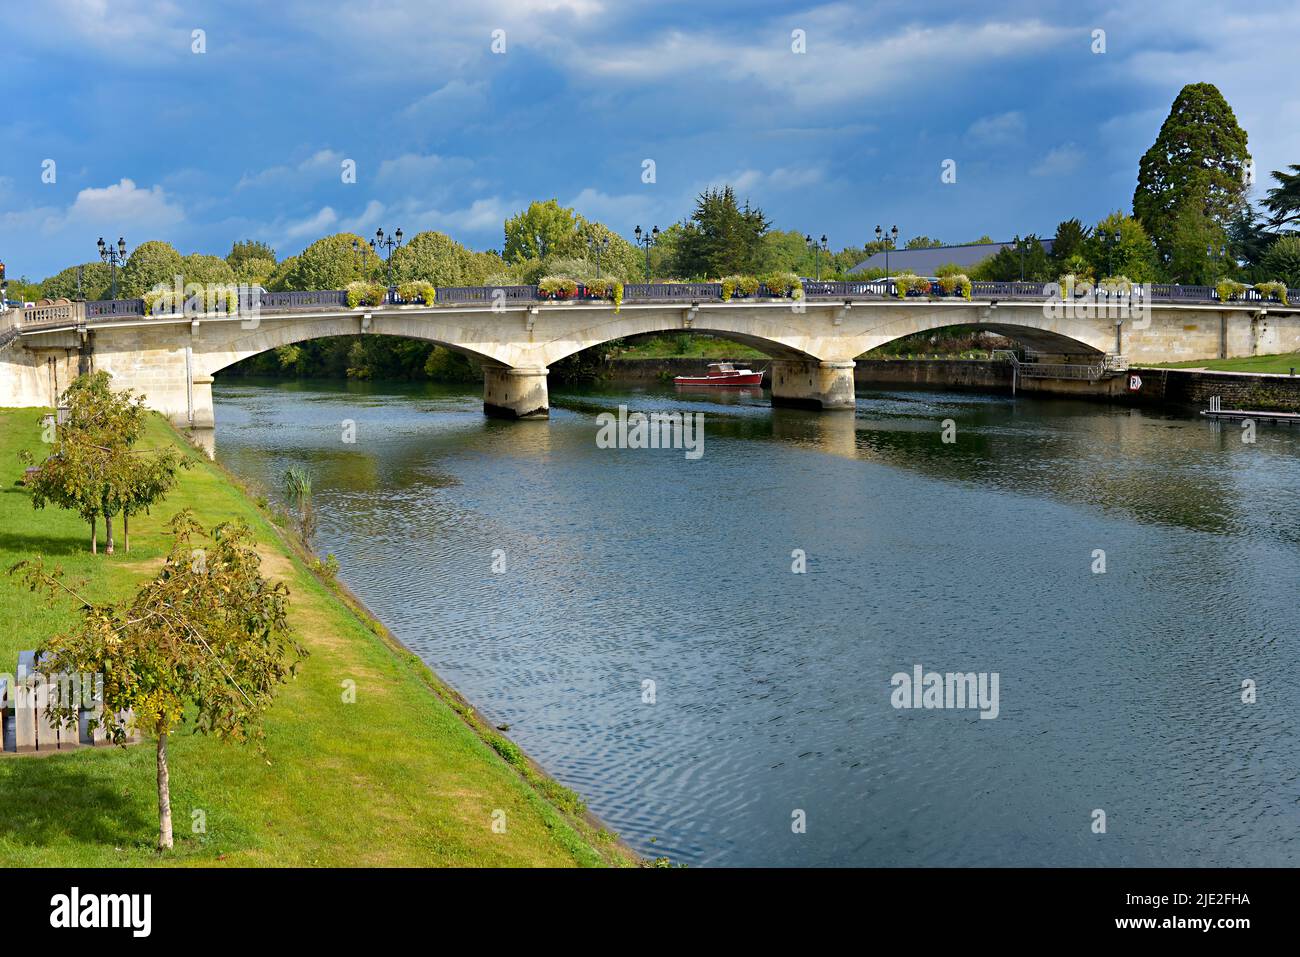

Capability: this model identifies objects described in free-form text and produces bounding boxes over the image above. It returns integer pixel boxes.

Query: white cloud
[338,200,387,235]
[62,178,184,231]
[766,166,824,190]
[567,187,659,228]
[578,19,1070,109]
[237,150,345,191]
[400,81,488,120]
[376,153,472,184]
[1031,144,1084,178]
[282,206,338,239]
[966,111,1027,146]
[438,197,513,233]
[702,166,823,196]
[25,0,186,56]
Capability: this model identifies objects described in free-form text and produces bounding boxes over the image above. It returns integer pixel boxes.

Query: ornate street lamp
[874,225,898,280]
[97,236,127,299]
[634,225,659,282]
[352,237,372,275]
[589,233,610,279]
[806,233,829,281]
[1100,228,1120,277]
[372,227,403,297]
[1012,234,1028,282]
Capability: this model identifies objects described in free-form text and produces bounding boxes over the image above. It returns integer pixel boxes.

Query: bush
[345,281,387,308]
[395,280,435,304]
[538,275,579,299]
[1216,278,1247,302]
[721,275,761,300]
[937,273,972,299]
[1099,275,1133,294]
[1254,280,1288,305]
[892,273,930,298]
[1260,235,1300,288]
[311,554,340,582]
[144,286,238,316]
[584,278,624,312]
[762,272,803,299]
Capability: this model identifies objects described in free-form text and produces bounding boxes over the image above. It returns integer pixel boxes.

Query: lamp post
[1012,234,1027,282]
[806,233,828,281]
[589,233,610,279]
[1207,243,1228,282]
[352,237,372,276]
[372,227,403,298]
[1101,228,1119,277]
[874,224,898,280]
[97,236,127,299]
[634,225,658,283]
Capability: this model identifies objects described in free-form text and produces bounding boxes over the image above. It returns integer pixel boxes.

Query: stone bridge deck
[3,279,1298,426]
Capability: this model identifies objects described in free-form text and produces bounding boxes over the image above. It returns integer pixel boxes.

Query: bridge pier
[769,360,857,411]
[483,366,549,420]
[188,375,216,429]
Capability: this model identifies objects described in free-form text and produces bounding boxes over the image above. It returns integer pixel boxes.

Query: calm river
[211,376,1300,867]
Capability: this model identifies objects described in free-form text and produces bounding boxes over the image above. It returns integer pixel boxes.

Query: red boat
[674,362,765,387]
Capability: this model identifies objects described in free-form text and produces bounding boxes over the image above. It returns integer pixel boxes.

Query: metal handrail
[14,279,1300,330]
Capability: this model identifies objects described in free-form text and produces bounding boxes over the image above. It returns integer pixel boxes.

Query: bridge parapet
[14,279,1300,332]
[24,301,84,326]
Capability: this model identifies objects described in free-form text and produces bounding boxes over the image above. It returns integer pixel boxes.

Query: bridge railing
[801,280,893,298]
[23,301,86,325]
[85,298,145,318]
[435,285,538,304]
[260,290,348,310]
[622,282,723,300]
[13,280,1300,331]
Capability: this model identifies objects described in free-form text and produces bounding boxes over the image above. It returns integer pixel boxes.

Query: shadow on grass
[0,755,155,851]
[0,530,91,558]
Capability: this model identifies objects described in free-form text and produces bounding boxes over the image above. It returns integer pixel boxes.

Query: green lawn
[0,408,633,867]
[1148,352,1300,375]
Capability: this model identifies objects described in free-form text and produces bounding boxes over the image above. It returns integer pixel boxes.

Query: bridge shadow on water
[551,382,1300,546]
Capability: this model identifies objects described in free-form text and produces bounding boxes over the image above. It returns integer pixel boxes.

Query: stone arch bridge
[3,280,1297,427]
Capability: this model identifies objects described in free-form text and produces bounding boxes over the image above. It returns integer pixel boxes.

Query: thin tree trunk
[157,731,174,850]
[123,513,130,553]
[90,515,97,555]
[104,512,114,555]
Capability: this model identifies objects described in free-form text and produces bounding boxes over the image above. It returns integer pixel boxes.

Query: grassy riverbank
[0,408,634,867]
[1150,352,1300,375]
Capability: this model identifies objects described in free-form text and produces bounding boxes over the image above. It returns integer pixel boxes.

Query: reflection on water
[212,376,1300,867]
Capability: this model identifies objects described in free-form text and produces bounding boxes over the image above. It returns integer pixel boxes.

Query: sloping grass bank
[0,408,634,867]
[1150,352,1300,375]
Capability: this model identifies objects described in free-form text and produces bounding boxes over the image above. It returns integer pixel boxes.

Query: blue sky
[1,0,1297,279]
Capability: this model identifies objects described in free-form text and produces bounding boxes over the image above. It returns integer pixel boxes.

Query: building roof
[848,239,1055,276]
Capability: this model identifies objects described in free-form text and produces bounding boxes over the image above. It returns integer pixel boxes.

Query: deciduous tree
[122,241,184,298]
[14,511,305,850]
[22,372,185,554]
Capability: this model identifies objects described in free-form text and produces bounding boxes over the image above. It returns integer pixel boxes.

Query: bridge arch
[533,308,823,367]
[832,304,1112,359]
[195,314,510,379]
[530,301,1112,369]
